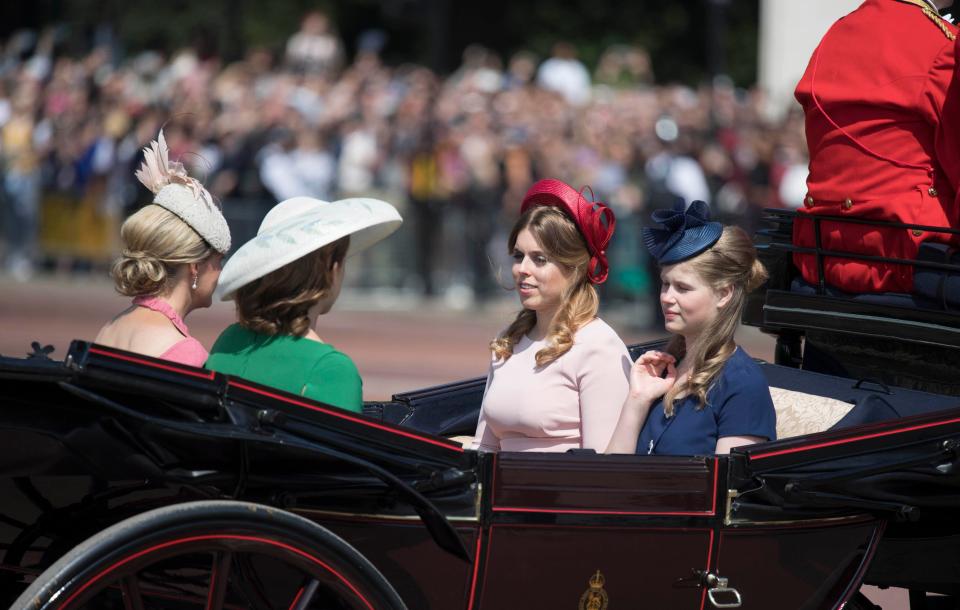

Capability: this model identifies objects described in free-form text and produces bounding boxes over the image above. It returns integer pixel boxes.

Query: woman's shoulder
[99,307,190,355]
[724,346,765,375]
[562,318,629,370]
[160,336,208,367]
[573,317,623,342]
[572,318,628,351]
[715,346,771,394]
[308,343,360,375]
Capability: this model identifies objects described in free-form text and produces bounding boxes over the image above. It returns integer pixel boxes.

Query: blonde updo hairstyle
[112,204,215,297]
[234,236,349,337]
[661,225,768,416]
[490,206,598,367]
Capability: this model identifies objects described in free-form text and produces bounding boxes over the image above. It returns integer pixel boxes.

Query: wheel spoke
[121,575,145,610]
[288,579,321,610]
[235,554,275,610]
[205,551,234,610]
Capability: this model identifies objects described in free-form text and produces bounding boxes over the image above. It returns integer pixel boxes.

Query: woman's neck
[158,285,193,321]
[303,313,325,343]
[679,333,735,370]
[530,305,560,341]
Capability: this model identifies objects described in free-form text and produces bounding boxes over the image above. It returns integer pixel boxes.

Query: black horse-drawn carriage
[1,210,959,609]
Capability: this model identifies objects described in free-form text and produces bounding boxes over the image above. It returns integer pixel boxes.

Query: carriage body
[2,209,960,609]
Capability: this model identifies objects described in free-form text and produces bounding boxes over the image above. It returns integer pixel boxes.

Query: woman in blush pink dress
[95,130,231,367]
[470,179,631,453]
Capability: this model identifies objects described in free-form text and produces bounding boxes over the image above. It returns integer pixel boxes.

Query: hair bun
[745,258,769,293]
[112,253,169,297]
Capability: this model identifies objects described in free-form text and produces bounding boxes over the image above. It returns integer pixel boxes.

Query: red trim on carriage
[710,457,719,514]
[89,347,217,380]
[287,587,305,610]
[229,381,465,453]
[699,529,716,610]
[59,534,375,610]
[465,533,484,610]
[748,415,960,460]
[491,506,716,516]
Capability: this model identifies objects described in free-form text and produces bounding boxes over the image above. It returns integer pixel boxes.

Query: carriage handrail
[761,208,960,236]
[763,242,960,274]
[760,208,960,296]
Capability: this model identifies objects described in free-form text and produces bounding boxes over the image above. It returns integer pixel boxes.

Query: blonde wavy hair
[112,204,215,297]
[490,206,598,367]
[661,226,768,416]
[234,236,349,337]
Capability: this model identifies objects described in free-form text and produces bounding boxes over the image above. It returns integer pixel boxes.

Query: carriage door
[473,452,720,610]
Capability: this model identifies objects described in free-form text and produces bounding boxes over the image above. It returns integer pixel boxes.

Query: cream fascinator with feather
[135,130,231,253]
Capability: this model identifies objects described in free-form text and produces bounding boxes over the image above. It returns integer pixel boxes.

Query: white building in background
[758,0,862,119]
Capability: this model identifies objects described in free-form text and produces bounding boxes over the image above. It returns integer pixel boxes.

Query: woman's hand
[628,350,677,405]
[605,351,678,454]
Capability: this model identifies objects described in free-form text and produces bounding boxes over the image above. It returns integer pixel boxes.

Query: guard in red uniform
[793,0,960,294]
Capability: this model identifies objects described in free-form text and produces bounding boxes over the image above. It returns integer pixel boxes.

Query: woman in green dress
[206,196,402,412]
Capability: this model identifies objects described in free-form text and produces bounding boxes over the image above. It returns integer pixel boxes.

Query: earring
[191,275,198,290]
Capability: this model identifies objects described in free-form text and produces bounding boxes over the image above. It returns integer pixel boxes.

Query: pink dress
[471,318,631,452]
[132,296,208,367]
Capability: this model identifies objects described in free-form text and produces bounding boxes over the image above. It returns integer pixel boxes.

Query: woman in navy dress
[606,200,776,455]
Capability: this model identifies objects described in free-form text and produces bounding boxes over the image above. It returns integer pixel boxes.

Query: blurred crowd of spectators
[0,11,809,314]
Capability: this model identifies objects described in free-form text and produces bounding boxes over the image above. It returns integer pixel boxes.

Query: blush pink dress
[132,296,208,367]
[471,318,632,453]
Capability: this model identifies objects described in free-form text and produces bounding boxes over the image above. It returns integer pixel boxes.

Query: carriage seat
[769,387,853,439]
[760,361,960,440]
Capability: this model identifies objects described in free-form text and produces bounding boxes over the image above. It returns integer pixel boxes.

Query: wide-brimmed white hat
[217,196,402,300]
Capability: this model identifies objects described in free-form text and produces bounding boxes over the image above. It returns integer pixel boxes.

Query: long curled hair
[490,206,598,367]
[112,204,215,297]
[662,226,768,416]
[234,236,350,337]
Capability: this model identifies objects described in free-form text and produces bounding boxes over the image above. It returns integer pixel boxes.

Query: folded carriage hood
[728,405,960,523]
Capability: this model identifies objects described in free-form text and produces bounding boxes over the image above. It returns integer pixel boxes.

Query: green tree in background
[1,0,759,86]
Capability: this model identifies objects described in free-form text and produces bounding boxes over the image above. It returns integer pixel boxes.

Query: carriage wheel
[13,500,408,610]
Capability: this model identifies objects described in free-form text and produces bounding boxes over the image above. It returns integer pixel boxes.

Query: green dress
[205,324,363,413]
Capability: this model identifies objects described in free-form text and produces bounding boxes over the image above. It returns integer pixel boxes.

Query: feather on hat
[135,129,231,253]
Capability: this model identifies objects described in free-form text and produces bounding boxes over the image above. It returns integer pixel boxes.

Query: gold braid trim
[896,0,956,40]
[923,7,957,39]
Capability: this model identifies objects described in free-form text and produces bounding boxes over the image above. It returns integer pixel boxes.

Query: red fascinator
[520,179,616,284]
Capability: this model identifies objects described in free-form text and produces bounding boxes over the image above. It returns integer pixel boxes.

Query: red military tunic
[793,0,960,293]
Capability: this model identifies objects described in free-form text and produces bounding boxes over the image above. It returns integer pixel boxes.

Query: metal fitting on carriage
[256,408,288,429]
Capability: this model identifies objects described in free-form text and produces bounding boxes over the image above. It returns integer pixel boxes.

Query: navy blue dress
[635,347,776,456]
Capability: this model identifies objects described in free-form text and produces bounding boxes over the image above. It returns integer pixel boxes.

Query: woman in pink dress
[470,179,631,452]
[95,130,232,367]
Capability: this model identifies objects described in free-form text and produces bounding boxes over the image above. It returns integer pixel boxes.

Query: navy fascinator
[642,200,723,265]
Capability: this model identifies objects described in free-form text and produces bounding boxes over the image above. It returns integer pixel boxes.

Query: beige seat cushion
[447,434,473,447]
[770,387,855,439]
